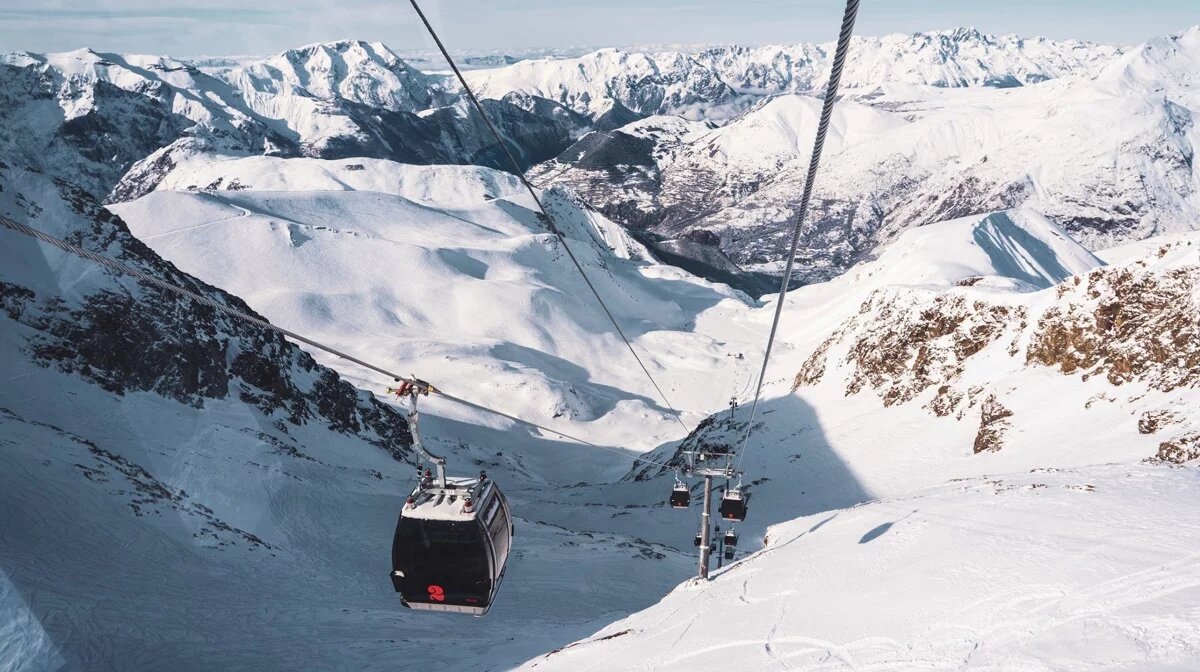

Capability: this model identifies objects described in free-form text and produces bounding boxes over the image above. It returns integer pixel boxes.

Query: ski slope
[520,463,1200,672]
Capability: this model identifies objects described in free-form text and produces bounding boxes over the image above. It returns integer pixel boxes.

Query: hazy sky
[1,0,1196,57]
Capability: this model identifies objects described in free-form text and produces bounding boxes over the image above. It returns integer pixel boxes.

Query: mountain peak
[230,38,442,113]
[928,26,988,42]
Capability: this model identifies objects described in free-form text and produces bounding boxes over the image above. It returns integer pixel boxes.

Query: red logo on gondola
[427,585,445,602]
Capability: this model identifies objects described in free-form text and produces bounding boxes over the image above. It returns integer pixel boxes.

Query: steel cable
[407,0,693,439]
[737,0,862,467]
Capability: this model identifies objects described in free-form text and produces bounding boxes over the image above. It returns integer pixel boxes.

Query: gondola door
[392,515,493,615]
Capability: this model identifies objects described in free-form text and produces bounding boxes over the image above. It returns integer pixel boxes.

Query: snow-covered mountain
[108,154,755,452]
[698,27,1122,93]
[4,23,1200,672]
[0,41,584,203]
[221,40,448,114]
[465,29,1122,120]
[532,26,1200,285]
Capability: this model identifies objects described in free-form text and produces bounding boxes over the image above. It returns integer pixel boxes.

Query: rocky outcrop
[1138,409,1179,434]
[795,290,1021,406]
[1,164,413,460]
[973,395,1014,453]
[793,235,1200,459]
[1027,253,1200,392]
[1156,434,1200,464]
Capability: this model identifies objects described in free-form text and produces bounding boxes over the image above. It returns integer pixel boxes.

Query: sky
[1,0,1196,57]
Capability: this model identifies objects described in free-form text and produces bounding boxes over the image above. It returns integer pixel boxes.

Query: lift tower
[685,452,739,580]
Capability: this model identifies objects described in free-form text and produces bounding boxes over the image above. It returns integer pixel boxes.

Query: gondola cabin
[719,488,748,522]
[391,474,513,616]
[669,483,691,509]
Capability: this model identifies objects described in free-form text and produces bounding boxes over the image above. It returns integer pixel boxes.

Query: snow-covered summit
[465,47,737,120]
[465,28,1122,120]
[681,93,908,172]
[1098,24,1200,93]
[223,39,447,113]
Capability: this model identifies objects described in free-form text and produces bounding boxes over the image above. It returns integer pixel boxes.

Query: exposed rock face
[973,395,1014,453]
[1139,409,1179,434]
[1156,434,1200,463]
[1027,254,1200,392]
[795,290,1022,406]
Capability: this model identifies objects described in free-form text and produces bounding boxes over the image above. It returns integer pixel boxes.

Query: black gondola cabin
[719,488,748,522]
[669,483,691,509]
[391,475,513,616]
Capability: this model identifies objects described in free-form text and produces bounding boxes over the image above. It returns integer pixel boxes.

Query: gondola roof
[402,477,494,522]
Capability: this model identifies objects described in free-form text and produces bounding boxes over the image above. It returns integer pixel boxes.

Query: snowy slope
[520,463,1200,672]
[0,146,718,672]
[520,209,1200,671]
[668,94,908,179]
[110,156,755,454]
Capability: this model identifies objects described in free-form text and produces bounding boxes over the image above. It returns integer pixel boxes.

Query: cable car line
[406,0,693,440]
[0,214,677,470]
[735,0,861,468]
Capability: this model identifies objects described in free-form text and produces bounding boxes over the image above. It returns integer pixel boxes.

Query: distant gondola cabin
[719,488,748,522]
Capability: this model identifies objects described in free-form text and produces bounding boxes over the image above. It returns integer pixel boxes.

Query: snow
[110,156,753,456]
[858,209,1104,291]
[521,464,1200,671]
[686,94,909,171]
[4,25,1200,672]
[536,33,1200,279]
[463,29,1122,120]
[404,478,489,522]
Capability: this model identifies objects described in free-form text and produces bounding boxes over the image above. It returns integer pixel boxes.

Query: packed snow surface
[520,463,1200,671]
